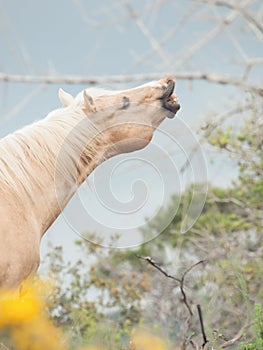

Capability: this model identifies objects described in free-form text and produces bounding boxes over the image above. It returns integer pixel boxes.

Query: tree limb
[197,304,209,348]
[0,71,262,95]
[137,256,206,349]
[207,0,263,34]
[136,255,181,283]
[219,322,251,348]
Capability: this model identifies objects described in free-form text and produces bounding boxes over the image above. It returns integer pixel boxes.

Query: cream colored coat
[0,77,180,288]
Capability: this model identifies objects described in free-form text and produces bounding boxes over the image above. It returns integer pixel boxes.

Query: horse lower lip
[164,102,181,117]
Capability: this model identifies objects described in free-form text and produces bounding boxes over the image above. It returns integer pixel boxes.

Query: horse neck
[1,107,110,237]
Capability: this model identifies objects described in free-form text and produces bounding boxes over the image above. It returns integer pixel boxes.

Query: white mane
[0,106,107,197]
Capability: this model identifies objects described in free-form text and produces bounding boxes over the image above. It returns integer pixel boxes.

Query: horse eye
[121,96,130,109]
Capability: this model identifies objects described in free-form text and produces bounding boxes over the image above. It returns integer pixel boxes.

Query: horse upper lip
[163,80,175,99]
[162,80,180,117]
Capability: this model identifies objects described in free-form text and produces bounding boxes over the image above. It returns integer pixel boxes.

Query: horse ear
[58,88,74,107]
[83,90,96,113]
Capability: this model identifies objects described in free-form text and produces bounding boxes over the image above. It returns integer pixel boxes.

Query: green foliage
[240,304,263,350]
[209,126,234,149]
[45,242,154,349]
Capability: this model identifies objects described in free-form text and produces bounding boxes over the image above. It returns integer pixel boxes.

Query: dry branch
[137,256,206,350]
[205,0,263,34]
[197,304,208,348]
[126,2,172,70]
[219,322,251,348]
[0,71,262,96]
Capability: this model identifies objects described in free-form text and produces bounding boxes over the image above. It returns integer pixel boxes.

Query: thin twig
[126,2,172,70]
[219,322,252,348]
[180,260,205,316]
[137,256,206,349]
[136,255,181,283]
[208,0,263,34]
[175,0,252,70]
[197,304,209,348]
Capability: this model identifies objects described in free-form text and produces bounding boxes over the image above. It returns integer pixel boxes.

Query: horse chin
[117,138,152,154]
[103,138,151,159]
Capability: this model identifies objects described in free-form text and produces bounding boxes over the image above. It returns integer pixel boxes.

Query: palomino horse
[0,77,180,288]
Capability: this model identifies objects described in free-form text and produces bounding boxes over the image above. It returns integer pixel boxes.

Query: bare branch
[174,0,252,70]
[125,2,200,74]
[138,256,206,350]
[197,304,209,348]
[219,322,251,348]
[136,255,181,283]
[200,102,254,136]
[0,71,262,95]
[126,2,172,70]
[208,0,263,34]
[180,260,206,317]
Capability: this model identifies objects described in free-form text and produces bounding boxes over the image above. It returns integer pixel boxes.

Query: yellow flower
[131,329,168,350]
[78,347,102,350]
[0,290,41,326]
[11,318,66,350]
[0,282,66,350]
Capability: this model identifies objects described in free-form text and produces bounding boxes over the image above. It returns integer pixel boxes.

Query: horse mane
[0,106,109,197]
